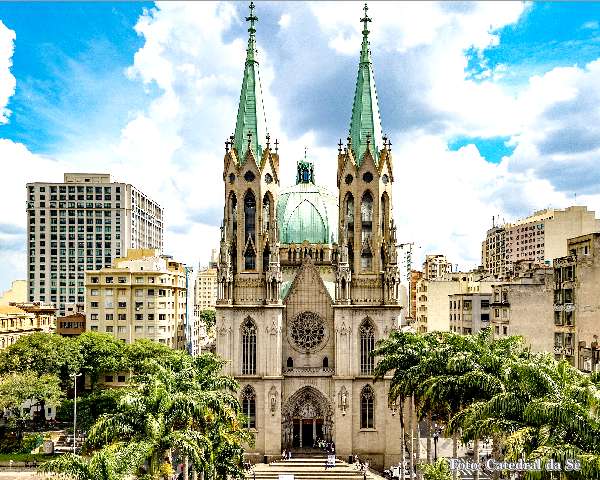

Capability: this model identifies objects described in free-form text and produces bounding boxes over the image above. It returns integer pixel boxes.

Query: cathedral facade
[215,3,402,469]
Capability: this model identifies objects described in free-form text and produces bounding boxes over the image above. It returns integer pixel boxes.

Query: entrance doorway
[282,386,333,451]
[292,418,324,448]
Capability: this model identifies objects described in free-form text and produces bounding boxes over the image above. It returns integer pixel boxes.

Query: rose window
[290,311,325,351]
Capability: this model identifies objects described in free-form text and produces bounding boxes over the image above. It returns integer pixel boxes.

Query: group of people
[352,455,370,478]
[281,449,293,460]
[316,438,336,454]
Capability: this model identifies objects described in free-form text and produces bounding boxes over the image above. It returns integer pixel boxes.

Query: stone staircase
[245,457,386,480]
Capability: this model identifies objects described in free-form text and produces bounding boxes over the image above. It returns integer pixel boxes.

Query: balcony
[554,255,576,268]
[283,367,335,377]
[553,345,563,354]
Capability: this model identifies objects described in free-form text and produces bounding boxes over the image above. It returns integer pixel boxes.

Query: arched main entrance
[282,386,333,450]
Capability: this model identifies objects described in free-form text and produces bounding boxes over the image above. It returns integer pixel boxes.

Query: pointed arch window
[381,193,389,237]
[242,385,256,429]
[244,191,256,270]
[360,385,375,429]
[361,192,373,242]
[230,193,238,236]
[361,246,373,271]
[360,319,375,375]
[262,244,270,272]
[242,317,257,375]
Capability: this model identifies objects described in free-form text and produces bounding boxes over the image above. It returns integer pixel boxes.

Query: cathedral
[215,3,402,469]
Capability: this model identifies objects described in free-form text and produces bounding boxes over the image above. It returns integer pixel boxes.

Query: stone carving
[269,386,278,415]
[339,386,348,416]
[289,311,325,351]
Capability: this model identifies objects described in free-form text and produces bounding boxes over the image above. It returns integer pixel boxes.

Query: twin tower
[217,2,400,307]
[215,3,402,465]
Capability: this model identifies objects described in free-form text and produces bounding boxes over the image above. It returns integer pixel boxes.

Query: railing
[554,255,576,267]
[283,367,335,376]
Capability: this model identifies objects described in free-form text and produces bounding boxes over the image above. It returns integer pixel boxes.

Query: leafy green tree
[55,388,127,432]
[0,333,82,387]
[39,443,151,480]
[0,371,63,433]
[199,309,216,330]
[420,458,452,480]
[121,339,186,373]
[76,332,125,390]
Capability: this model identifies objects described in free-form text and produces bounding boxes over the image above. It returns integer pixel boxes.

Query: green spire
[233,2,268,164]
[349,3,383,165]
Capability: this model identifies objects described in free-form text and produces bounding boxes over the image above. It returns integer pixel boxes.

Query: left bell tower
[218,1,281,305]
[216,3,284,461]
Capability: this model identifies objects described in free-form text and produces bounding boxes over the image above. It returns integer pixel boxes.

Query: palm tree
[39,443,151,480]
[85,355,250,479]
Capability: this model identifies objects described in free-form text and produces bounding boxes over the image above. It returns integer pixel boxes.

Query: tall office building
[26,173,163,316]
[422,254,452,280]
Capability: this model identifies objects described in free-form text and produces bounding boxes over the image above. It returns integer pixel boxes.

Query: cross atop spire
[247,2,257,33]
[360,3,372,65]
[245,2,258,63]
[361,3,371,37]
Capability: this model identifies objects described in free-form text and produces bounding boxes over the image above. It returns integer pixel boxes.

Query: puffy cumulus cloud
[504,60,600,199]
[101,1,290,268]
[0,20,16,123]
[0,139,69,289]
[4,0,600,286]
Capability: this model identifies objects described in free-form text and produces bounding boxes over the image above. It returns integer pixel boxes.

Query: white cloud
[278,13,291,29]
[0,20,16,123]
[4,0,600,291]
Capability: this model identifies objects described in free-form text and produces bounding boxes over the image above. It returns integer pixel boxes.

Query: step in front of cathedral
[245,457,386,480]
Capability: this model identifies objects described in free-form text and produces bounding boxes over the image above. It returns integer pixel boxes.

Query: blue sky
[2,1,600,292]
[0,2,153,152]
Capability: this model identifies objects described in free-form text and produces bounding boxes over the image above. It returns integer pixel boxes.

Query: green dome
[277,182,338,245]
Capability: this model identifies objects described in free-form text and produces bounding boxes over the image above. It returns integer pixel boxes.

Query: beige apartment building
[449,292,492,335]
[0,280,27,305]
[422,254,452,280]
[194,266,218,315]
[0,303,55,350]
[482,206,600,279]
[490,263,554,353]
[85,249,186,348]
[27,173,164,316]
[553,233,600,371]
[415,270,495,333]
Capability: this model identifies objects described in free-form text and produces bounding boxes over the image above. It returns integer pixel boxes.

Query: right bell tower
[336,3,399,306]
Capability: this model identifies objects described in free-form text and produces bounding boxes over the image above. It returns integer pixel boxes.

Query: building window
[360,191,373,242]
[242,317,257,375]
[244,191,256,270]
[360,318,375,375]
[360,385,375,429]
[241,385,256,429]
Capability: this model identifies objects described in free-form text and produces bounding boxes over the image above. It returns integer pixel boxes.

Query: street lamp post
[73,373,82,454]
[433,429,439,461]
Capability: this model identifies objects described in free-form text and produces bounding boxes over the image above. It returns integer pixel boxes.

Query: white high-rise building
[26,173,163,315]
